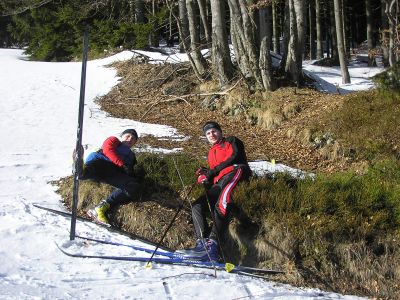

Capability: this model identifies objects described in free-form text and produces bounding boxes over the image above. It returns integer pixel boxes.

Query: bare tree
[178,0,190,52]
[135,0,145,23]
[259,5,273,91]
[365,0,375,66]
[309,0,316,59]
[382,0,399,66]
[333,0,351,83]
[280,1,290,67]
[315,0,323,59]
[381,0,390,65]
[272,0,280,54]
[210,0,233,87]
[228,0,270,90]
[186,0,207,78]
[284,0,305,85]
[329,1,338,60]
[197,0,211,46]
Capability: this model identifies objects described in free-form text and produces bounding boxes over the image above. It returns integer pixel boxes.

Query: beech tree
[272,0,280,54]
[186,0,207,78]
[334,0,351,83]
[259,5,273,90]
[382,0,399,66]
[210,0,233,87]
[178,0,190,52]
[365,0,375,65]
[197,0,211,46]
[284,0,306,86]
[315,0,323,59]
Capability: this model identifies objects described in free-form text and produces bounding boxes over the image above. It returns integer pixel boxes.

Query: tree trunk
[210,0,233,87]
[341,0,348,56]
[179,0,190,53]
[272,1,280,54]
[197,0,211,46]
[285,0,305,85]
[329,1,338,60]
[333,0,351,83]
[381,0,390,66]
[259,6,273,91]
[315,0,323,59]
[309,0,316,59]
[228,0,263,90]
[135,0,145,23]
[280,1,290,68]
[383,0,398,66]
[365,0,375,66]
[149,1,159,47]
[186,0,207,77]
[294,0,306,66]
[324,1,331,58]
[285,0,299,84]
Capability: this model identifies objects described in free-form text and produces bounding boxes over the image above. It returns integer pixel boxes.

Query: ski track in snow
[0,48,367,299]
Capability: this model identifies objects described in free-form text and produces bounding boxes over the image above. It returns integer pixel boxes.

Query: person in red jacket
[81,129,141,224]
[180,121,251,261]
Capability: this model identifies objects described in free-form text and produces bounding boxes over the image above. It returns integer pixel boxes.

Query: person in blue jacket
[81,129,140,224]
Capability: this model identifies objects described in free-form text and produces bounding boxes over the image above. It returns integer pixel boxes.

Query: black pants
[192,166,248,241]
[82,160,140,208]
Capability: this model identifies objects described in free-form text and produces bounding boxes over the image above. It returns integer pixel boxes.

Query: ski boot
[177,238,219,261]
[87,200,110,225]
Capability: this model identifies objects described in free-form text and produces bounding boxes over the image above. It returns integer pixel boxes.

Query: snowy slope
[0,48,369,299]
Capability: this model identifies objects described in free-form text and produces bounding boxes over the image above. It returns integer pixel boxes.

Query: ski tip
[225,263,235,273]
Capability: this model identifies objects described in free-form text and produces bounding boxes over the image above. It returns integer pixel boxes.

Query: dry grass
[256,108,284,129]
[55,175,194,249]
[98,59,354,173]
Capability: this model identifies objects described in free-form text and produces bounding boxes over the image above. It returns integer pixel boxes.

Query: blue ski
[75,234,180,259]
[57,241,284,275]
[33,203,173,252]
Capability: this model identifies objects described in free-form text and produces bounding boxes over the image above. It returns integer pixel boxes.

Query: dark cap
[121,128,138,140]
[202,121,222,134]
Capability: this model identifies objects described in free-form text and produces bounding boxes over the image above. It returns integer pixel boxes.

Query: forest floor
[98,58,357,174]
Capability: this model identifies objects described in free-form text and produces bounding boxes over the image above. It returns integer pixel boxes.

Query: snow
[303,59,384,94]
[0,47,374,299]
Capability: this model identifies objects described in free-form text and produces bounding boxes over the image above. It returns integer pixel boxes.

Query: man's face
[121,133,137,148]
[205,128,222,145]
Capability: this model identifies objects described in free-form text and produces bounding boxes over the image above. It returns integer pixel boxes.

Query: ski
[75,234,178,259]
[75,235,284,275]
[33,203,173,252]
[56,242,284,275]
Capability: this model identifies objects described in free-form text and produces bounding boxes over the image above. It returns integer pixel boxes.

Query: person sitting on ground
[179,121,252,261]
[78,129,141,224]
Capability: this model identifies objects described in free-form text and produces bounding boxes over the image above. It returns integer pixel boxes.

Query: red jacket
[208,136,249,183]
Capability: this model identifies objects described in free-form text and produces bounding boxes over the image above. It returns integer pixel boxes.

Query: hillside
[97,58,364,174]
[76,55,399,299]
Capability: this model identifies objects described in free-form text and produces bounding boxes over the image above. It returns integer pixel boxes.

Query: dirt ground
[98,58,351,173]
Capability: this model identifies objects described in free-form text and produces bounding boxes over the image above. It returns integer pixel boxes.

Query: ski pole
[70,26,89,241]
[203,184,227,263]
[146,179,196,267]
[172,157,218,277]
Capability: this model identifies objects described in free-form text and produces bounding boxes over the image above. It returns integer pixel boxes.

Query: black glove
[196,166,208,175]
[205,168,217,181]
[122,165,133,176]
